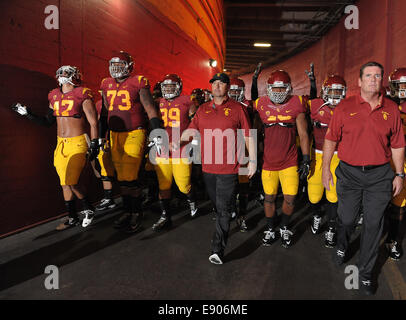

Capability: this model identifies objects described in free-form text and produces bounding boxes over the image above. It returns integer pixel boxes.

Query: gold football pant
[262,166,299,196]
[154,157,192,194]
[97,146,115,178]
[54,135,88,186]
[110,129,146,182]
[307,150,339,204]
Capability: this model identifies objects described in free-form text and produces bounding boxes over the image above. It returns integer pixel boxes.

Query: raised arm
[11,103,56,127]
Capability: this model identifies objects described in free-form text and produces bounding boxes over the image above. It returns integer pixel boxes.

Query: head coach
[322,61,406,295]
[179,72,256,265]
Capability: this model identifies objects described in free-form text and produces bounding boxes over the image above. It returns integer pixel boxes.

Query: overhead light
[223,68,227,72]
[209,59,217,67]
[254,43,271,48]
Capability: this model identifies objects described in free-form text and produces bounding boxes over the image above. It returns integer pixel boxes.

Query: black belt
[313,121,328,129]
[264,122,294,128]
[342,161,388,171]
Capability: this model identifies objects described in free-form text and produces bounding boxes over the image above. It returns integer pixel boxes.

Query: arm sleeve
[99,115,109,139]
[309,78,317,100]
[26,108,56,127]
[251,75,259,101]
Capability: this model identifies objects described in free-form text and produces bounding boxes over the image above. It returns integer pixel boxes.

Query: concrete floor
[0,195,405,301]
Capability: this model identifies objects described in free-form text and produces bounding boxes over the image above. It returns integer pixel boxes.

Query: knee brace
[264,195,276,205]
[284,199,295,207]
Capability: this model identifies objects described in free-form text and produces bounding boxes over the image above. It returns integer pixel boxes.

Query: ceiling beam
[227,26,312,34]
[225,2,339,8]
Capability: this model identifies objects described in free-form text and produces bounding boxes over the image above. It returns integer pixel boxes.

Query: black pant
[336,161,394,280]
[203,172,238,256]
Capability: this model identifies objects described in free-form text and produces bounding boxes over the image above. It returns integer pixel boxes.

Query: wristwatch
[395,172,405,178]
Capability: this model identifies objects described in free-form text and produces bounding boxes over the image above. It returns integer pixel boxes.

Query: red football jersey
[255,95,306,171]
[158,95,194,158]
[100,75,150,131]
[308,98,335,151]
[48,87,93,117]
[398,101,406,135]
[188,98,251,174]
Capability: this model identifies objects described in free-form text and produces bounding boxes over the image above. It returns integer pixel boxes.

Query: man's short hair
[360,61,384,78]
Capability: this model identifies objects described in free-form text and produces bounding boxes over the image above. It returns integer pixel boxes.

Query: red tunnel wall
[0,0,224,237]
[240,0,406,100]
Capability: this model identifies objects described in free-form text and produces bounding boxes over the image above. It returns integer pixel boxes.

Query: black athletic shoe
[280,226,293,248]
[360,279,375,296]
[237,216,248,232]
[325,227,337,248]
[152,214,172,231]
[96,198,117,211]
[262,227,277,246]
[113,212,132,229]
[126,212,143,233]
[209,253,223,265]
[311,215,322,235]
[188,201,198,218]
[333,249,345,266]
[56,217,80,231]
[387,240,402,261]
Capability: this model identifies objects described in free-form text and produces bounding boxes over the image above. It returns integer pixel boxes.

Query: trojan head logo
[319,111,324,117]
[224,107,231,116]
[53,95,57,100]
[266,111,270,116]
[382,111,390,120]
[109,83,113,88]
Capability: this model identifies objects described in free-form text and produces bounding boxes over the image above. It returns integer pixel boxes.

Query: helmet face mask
[228,78,245,102]
[161,74,182,99]
[204,89,212,102]
[109,51,134,79]
[267,71,292,104]
[321,75,347,107]
[389,68,406,100]
[267,82,291,104]
[56,66,81,86]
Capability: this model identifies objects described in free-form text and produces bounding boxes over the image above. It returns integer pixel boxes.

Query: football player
[203,89,213,102]
[191,88,205,108]
[227,77,255,232]
[93,96,117,212]
[99,51,161,233]
[150,73,198,231]
[254,70,310,248]
[307,74,347,248]
[12,66,99,230]
[386,67,406,260]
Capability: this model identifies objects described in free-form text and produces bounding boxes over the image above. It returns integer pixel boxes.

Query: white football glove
[11,103,28,116]
[148,136,163,156]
